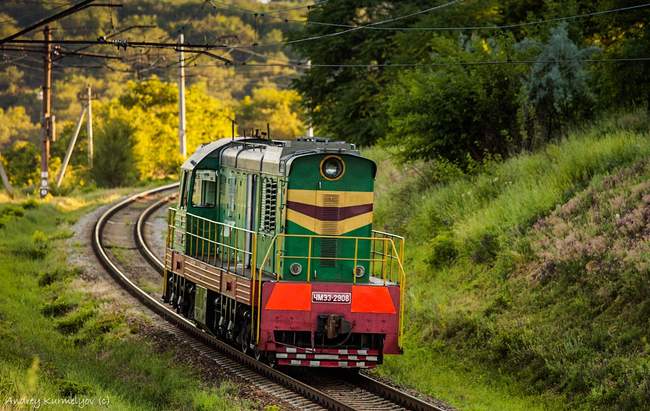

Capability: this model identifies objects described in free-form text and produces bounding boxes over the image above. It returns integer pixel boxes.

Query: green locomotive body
[164,137,405,368]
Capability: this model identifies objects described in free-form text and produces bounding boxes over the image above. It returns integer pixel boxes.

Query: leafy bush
[383,35,524,167]
[237,86,305,138]
[2,140,38,187]
[92,106,138,187]
[28,230,49,259]
[426,232,458,267]
[41,299,77,317]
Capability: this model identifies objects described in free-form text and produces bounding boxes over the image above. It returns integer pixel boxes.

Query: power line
[233,56,650,69]
[271,0,462,47]
[208,0,327,16]
[221,1,650,68]
[0,0,121,45]
[6,38,230,50]
[3,44,123,59]
[164,0,209,41]
[207,0,256,15]
[262,1,328,15]
[279,1,650,32]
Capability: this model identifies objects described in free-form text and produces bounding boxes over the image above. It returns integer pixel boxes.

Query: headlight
[354,265,365,278]
[290,262,303,276]
[321,156,344,180]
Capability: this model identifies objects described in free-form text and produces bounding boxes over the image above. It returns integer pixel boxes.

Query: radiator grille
[320,238,337,268]
[260,178,278,232]
[319,193,339,267]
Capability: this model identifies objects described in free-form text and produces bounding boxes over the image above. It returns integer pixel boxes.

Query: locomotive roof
[181,137,367,176]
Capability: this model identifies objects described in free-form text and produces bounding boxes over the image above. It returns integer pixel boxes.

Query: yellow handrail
[306,236,312,282]
[390,240,406,347]
[256,234,279,343]
[250,233,257,340]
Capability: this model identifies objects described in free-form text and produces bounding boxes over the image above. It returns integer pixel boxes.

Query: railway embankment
[0,188,263,410]
[367,110,650,410]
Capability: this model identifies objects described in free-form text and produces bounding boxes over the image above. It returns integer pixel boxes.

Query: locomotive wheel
[239,326,251,355]
[175,295,183,314]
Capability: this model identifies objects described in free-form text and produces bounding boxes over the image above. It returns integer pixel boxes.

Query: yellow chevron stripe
[287,189,374,208]
[287,209,373,235]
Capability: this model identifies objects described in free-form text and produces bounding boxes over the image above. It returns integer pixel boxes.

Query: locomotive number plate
[312,292,351,304]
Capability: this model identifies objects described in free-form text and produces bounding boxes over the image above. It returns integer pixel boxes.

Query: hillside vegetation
[368,110,650,410]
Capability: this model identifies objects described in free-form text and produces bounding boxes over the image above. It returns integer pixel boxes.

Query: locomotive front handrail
[258,234,403,284]
[255,232,407,347]
[255,233,279,343]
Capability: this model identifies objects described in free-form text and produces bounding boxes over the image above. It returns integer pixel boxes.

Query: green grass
[0,188,257,410]
[366,110,650,410]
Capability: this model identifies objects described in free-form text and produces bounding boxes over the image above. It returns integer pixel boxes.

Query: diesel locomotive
[163,137,406,368]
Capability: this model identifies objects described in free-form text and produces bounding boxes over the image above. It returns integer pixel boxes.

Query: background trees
[0,0,307,188]
[518,24,599,145]
[290,0,650,168]
[2,0,650,186]
[237,86,305,138]
[384,35,523,166]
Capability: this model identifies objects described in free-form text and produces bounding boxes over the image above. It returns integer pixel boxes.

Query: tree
[237,86,305,138]
[578,0,650,111]
[92,105,138,187]
[383,35,524,166]
[0,107,39,148]
[518,23,598,143]
[2,141,39,187]
[288,0,402,146]
[103,77,234,180]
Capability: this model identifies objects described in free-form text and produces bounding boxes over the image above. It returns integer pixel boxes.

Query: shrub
[426,232,458,268]
[92,107,138,187]
[29,230,49,259]
[383,35,524,167]
[2,140,39,187]
[41,299,77,317]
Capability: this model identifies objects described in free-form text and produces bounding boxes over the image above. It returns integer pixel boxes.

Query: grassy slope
[0,189,256,411]
[366,110,650,410]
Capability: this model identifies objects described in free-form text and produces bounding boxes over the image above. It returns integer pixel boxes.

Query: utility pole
[0,155,14,198]
[55,106,86,188]
[87,85,93,168]
[178,33,187,158]
[40,26,52,198]
[306,59,314,138]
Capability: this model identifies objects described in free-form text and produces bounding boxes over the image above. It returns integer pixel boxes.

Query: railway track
[92,184,448,411]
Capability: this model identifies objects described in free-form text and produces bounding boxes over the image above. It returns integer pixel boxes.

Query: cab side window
[191,170,217,208]
[180,171,190,208]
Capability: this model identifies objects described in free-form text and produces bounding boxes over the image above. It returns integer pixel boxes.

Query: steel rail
[92,184,355,411]
[135,193,172,274]
[132,187,445,411]
[349,373,445,411]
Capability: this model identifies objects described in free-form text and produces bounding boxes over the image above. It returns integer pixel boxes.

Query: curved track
[93,185,448,411]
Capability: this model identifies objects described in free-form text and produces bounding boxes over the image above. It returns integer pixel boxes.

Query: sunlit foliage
[237,86,305,139]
